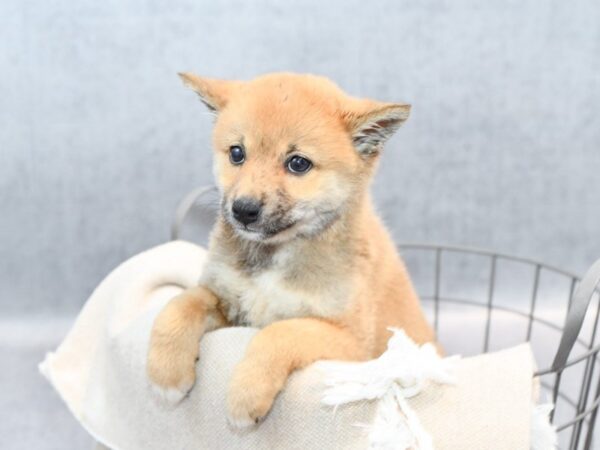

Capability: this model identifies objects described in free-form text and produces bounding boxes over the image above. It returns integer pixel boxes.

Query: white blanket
[39,241,555,449]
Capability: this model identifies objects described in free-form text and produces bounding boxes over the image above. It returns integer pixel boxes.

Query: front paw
[146,307,200,403]
[147,338,197,404]
[226,361,282,428]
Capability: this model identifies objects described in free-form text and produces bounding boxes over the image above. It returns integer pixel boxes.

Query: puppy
[147,72,435,427]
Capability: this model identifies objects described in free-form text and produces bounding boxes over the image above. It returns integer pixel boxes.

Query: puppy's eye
[229,146,245,165]
[286,155,312,174]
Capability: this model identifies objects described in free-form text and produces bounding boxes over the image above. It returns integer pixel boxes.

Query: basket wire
[400,244,600,450]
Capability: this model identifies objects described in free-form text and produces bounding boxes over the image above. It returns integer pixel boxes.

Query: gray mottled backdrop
[2,0,600,315]
[1,2,600,449]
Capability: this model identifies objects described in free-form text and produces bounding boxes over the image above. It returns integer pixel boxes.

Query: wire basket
[173,186,600,450]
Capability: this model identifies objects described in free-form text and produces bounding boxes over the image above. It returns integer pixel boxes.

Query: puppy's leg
[147,286,226,403]
[227,318,366,427]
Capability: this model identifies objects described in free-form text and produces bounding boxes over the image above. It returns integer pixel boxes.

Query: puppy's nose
[232,198,262,225]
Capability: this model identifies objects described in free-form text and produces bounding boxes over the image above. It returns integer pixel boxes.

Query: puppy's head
[180,72,410,243]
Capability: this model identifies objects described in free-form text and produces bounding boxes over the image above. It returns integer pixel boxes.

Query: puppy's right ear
[178,73,241,113]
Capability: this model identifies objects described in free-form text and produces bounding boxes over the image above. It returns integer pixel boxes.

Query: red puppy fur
[147,73,436,427]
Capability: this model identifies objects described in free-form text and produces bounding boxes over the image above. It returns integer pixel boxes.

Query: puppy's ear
[342,102,411,156]
[178,72,241,113]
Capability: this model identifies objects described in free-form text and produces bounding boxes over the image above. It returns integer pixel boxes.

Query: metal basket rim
[397,242,581,280]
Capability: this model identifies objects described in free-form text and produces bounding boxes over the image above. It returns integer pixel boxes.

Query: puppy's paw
[149,379,194,404]
[146,333,198,404]
[226,362,281,428]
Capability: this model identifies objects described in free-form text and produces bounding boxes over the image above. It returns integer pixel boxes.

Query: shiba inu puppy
[147,72,435,427]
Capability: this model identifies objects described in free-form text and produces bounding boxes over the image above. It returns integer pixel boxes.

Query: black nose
[232,198,262,225]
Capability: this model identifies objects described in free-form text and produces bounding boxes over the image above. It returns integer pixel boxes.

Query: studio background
[1,0,599,448]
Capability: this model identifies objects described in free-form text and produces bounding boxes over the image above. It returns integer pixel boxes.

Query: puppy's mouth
[262,221,296,237]
[221,199,342,243]
[236,220,297,240]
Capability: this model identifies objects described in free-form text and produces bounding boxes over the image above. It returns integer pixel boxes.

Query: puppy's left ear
[342,102,411,156]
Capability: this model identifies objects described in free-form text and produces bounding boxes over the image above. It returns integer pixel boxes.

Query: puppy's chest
[202,255,348,327]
